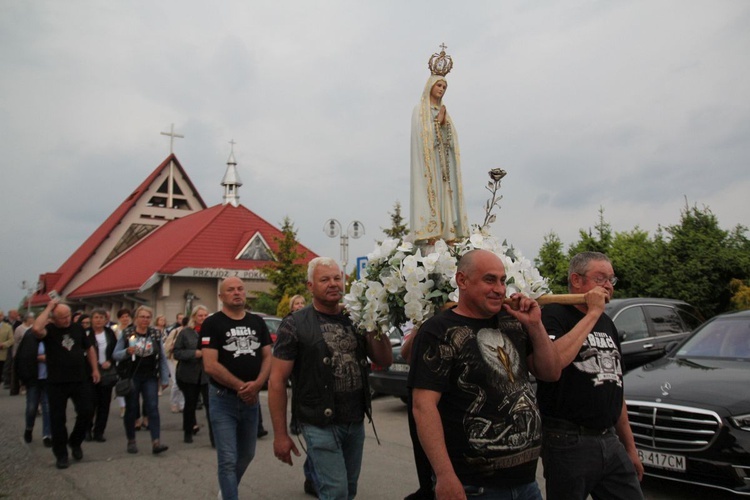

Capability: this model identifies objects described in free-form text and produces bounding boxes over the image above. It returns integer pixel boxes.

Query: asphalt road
[0,388,740,499]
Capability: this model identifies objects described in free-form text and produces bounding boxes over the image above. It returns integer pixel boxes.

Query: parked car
[624,310,750,496]
[251,312,283,343]
[369,328,410,402]
[605,298,704,371]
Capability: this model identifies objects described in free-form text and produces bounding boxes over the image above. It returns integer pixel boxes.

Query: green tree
[534,232,568,294]
[608,228,659,298]
[262,217,308,303]
[655,204,750,317]
[729,279,750,310]
[382,201,409,239]
[568,207,613,256]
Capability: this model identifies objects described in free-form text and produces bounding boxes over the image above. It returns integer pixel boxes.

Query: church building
[29,149,317,319]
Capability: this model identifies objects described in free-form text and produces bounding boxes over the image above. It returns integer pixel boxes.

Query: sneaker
[127,441,138,454]
[152,443,169,455]
[94,435,107,443]
[71,445,83,460]
[43,436,52,448]
[24,429,32,443]
[304,479,318,497]
[56,456,69,469]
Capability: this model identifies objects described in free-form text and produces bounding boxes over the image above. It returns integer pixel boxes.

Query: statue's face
[430,80,447,101]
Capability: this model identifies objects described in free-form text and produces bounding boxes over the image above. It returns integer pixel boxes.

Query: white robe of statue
[410,74,469,244]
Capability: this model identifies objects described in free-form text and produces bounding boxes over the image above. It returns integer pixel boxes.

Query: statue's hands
[436,105,447,125]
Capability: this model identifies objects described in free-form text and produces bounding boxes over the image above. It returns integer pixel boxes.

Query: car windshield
[676,317,750,360]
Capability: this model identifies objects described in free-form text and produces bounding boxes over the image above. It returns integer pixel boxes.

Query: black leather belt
[210,382,238,397]
[542,416,610,436]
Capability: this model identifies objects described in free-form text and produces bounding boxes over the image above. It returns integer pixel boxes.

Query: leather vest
[291,306,372,427]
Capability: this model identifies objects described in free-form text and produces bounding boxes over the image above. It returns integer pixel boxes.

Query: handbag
[100,365,119,387]
[115,377,135,397]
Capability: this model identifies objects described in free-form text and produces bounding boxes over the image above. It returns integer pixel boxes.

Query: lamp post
[323,219,365,280]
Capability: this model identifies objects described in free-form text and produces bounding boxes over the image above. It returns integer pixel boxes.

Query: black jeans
[47,381,93,459]
[177,380,212,439]
[541,427,643,500]
[91,381,114,438]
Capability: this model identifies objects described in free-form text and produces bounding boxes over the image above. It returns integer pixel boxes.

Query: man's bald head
[50,304,73,328]
[219,277,247,313]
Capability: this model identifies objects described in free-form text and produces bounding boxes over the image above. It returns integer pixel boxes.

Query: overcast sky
[2,1,749,309]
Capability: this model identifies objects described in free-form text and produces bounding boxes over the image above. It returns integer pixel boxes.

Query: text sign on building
[173,268,266,280]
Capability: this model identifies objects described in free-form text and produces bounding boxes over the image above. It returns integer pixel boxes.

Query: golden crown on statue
[428,43,453,76]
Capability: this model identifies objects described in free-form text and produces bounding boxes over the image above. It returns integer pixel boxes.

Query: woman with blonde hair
[113,305,170,454]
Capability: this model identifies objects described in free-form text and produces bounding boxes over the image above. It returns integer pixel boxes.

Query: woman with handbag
[86,309,118,442]
[113,305,170,455]
[173,305,213,445]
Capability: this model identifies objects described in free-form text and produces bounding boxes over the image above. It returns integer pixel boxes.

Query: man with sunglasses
[537,251,643,500]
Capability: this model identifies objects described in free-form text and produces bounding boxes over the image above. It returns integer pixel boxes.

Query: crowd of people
[1,250,644,499]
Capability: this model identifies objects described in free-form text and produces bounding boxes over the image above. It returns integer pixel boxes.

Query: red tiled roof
[30,155,205,306]
[67,203,317,299]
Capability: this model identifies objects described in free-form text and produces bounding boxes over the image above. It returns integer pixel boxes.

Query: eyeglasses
[582,274,618,287]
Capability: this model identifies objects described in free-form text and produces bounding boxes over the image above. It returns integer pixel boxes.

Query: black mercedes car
[624,310,750,496]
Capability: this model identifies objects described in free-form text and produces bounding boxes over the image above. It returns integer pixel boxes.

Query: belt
[210,382,238,397]
[542,416,610,436]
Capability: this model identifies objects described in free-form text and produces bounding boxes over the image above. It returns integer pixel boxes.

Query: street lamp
[323,219,365,279]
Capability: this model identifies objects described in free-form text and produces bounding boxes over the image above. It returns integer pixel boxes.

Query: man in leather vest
[269,257,392,500]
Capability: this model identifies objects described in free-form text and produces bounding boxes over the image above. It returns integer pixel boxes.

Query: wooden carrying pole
[503,293,587,308]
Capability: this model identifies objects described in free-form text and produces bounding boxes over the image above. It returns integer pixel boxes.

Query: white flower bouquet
[343,169,550,335]
[343,230,550,335]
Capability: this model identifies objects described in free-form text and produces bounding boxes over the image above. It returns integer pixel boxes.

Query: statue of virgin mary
[410,46,469,245]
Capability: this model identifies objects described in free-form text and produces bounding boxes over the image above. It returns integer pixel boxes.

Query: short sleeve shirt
[273,310,365,424]
[537,304,624,429]
[204,311,271,390]
[408,309,540,488]
[43,323,91,384]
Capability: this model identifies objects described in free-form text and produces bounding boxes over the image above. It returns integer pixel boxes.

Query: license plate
[637,448,686,472]
[389,364,410,373]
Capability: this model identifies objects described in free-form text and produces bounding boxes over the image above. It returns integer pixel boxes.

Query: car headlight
[730,413,750,431]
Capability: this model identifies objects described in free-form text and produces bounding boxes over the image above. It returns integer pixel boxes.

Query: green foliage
[542,203,750,318]
[534,232,568,294]
[568,207,613,256]
[729,279,750,310]
[262,217,308,303]
[249,292,278,315]
[382,201,409,239]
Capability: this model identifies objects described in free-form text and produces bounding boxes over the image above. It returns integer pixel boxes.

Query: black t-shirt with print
[204,311,271,390]
[537,304,624,429]
[43,323,91,384]
[408,309,540,488]
[273,309,366,424]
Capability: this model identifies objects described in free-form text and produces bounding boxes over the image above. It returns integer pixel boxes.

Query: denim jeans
[541,428,643,500]
[25,380,51,438]
[124,375,161,441]
[301,421,365,500]
[462,482,541,499]
[209,384,258,500]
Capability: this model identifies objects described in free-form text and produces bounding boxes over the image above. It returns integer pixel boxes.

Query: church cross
[160,123,184,154]
[440,43,448,52]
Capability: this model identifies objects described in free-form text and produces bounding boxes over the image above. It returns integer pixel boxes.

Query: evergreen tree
[262,217,308,303]
[568,207,613,256]
[534,232,568,294]
[382,201,409,239]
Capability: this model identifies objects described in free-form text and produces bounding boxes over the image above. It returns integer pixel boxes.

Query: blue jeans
[542,428,643,500]
[124,375,160,441]
[462,482,541,499]
[301,421,365,500]
[209,385,258,500]
[25,380,51,438]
